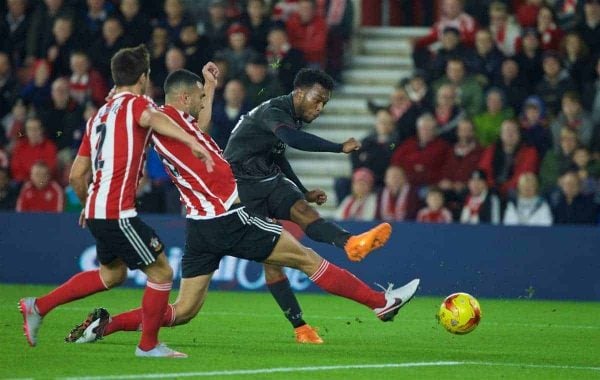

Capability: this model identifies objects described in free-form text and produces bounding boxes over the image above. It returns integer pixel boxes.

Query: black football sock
[266,277,306,328]
[305,218,351,249]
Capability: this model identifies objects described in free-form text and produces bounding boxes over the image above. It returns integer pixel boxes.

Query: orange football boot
[344,222,392,262]
[294,324,324,344]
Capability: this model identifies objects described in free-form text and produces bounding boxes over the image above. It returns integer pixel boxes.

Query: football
[437,292,482,334]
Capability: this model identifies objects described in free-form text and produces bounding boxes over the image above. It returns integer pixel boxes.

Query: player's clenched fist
[342,138,361,153]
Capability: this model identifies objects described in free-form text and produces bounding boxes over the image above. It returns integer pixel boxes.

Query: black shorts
[87,217,164,270]
[182,205,282,278]
[236,173,304,220]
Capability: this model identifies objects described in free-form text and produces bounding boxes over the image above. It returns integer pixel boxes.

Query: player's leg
[234,209,419,322]
[274,175,392,262]
[238,179,321,342]
[19,219,129,347]
[263,263,323,344]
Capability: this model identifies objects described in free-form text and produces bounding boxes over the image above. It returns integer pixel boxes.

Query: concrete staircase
[287,27,428,218]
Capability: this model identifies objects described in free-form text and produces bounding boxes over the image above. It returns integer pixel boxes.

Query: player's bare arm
[140,108,215,172]
[69,155,92,228]
[196,62,219,132]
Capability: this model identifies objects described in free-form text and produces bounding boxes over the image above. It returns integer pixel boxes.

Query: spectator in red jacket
[10,117,58,183]
[286,0,328,68]
[68,51,108,107]
[479,119,540,197]
[376,165,420,221]
[438,118,484,213]
[536,5,564,52]
[517,0,543,28]
[390,113,451,187]
[16,161,64,213]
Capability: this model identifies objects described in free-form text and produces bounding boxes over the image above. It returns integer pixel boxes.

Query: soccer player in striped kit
[19,45,214,358]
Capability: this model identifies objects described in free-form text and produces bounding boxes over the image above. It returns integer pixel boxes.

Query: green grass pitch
[1,284,599,379]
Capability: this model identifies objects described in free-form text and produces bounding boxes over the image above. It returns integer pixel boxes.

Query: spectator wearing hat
[265,26,306,93]
[391,113,451,187]
[204,0,231,51]
[503,172,553,226]
[515,28,544,91]
[550,170,597,224]
[459,169,501,224]
[376,166,419,222]
[241,54,284,108]
[550,92,597,151]
[469,29,505,86]
[429,26,470,81]
[335,168,378,221]
[219,23,257,79]
[438,118,484,213]
[575,0,600,56]
[535,5,564,52]
[16,162,63,213]
[492,58,529,115]
[519,95,552,157]
[473,88,515,147]
[479,119,539,197]
[286,0,328,69]
[240,0,274,54]
[488,1,521,56]
[434,57,484,116]
[535,51,578,117]
[416,187,453,223]
[118,0,153,46]
[539,127,579,193]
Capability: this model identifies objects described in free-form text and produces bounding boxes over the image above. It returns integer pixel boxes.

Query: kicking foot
[373,279,420,322]
[19,297,42,347]
[135,343,188,358]
[345,222,392,262]
[294,324,324,344]
[65,308,111,343]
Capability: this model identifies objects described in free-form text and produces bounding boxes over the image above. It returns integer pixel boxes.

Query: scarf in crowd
[379,185,409,221]
[341,196,368,219]
[464,191,487,222]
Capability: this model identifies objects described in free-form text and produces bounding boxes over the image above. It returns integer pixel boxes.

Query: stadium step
[351,55,413,70]
[358,26,430,39]
[343,68,413,85]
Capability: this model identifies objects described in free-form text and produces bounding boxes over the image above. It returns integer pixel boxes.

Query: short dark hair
[110,44,150,86]
[164,69,204,96]
[293,68,334,91]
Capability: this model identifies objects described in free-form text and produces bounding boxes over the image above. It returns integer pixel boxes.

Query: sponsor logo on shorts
[150,237,163,253]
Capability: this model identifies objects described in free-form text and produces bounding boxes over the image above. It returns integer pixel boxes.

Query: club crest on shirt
[150,237,163,253]
[272,141,286,154]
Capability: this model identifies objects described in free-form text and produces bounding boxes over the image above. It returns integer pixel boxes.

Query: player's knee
[102,267,127,288]
[292,200,319,223]
[297,247,321,273]
[176,302,202,324]
[263,264,285,281]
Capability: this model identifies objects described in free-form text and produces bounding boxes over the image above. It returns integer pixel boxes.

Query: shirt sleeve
[263,107,297,133]
[132,96,157,125]
[77,129,91,157]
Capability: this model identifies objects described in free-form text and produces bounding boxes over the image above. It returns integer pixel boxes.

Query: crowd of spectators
[337,0,600,226]
[0,0,353,214]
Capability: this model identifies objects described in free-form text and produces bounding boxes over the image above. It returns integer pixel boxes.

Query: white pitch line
[56,361,600,380]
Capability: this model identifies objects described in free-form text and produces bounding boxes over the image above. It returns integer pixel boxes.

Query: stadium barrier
[1,212,599,300]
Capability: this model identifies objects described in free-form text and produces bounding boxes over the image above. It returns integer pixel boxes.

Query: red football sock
[309,260,386,309]
[104,304,176,336]
[138,281,172,351]
[35,270,108,316]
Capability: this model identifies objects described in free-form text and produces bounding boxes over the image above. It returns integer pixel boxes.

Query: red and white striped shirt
[152,105,238,219]
[78,92,155,219]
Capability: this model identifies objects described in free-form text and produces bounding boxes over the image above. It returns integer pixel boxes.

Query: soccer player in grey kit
[224,68,393,343]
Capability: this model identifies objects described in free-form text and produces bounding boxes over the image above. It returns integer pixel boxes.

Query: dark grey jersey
[224,94,303,181]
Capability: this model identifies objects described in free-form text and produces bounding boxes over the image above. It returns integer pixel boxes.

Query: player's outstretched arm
[197,62,219,132]
[141,108,215,172]
[274,126,348,153]
[69,155,92,227]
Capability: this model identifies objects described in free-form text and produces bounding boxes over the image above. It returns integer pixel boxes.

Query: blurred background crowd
[1,0,600,227]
